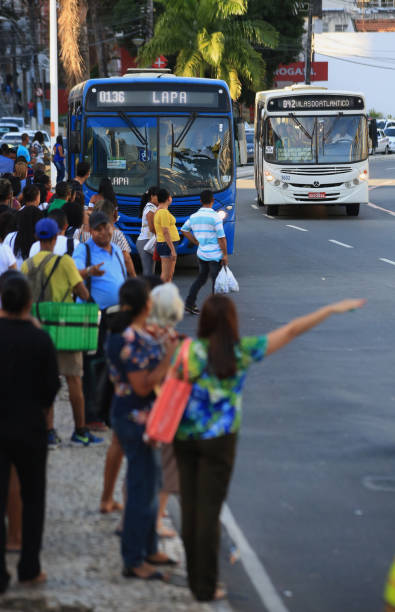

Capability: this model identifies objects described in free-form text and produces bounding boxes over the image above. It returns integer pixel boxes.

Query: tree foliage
[139,0,278,100]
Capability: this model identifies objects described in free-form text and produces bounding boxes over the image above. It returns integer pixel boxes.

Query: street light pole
[305,0,313,85]
[49,0,58,185]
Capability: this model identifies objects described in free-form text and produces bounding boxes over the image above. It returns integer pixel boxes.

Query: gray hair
[148,282,184,329]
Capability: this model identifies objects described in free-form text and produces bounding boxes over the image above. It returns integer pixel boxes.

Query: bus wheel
[346,204,360,217]
[267,205,279,216]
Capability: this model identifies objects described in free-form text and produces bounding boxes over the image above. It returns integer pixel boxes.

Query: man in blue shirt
[0,144,14,174]
[16,133,31,163]
[181,189,228,315]
[73,210,126,428]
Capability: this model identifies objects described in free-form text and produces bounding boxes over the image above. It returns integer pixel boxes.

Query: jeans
[111,409,159,568]
[174,433,237,601]
[54,160,65,183]
[136,239,155,276]
[185,259,222,308]
[0,435,47,585]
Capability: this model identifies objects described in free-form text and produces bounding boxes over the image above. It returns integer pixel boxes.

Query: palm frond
[176,50,204,78]
[216,0,246,18]
[198,29,224,66]
[58,0,84,86]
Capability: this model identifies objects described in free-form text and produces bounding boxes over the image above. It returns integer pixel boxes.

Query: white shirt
[0,243,16,274]
[4,232,23,269]
[137,202,157,241]
[29,235,79,258]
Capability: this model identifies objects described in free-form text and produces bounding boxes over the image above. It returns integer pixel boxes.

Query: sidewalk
[0,381,219,612]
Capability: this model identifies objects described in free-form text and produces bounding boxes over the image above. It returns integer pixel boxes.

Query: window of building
[335,24,347,32]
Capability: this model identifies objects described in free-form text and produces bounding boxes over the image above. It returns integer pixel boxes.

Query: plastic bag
[214,266,239,294]
[144,235,156,254]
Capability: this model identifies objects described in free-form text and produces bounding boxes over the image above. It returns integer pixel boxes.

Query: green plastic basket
[33,302,100,351]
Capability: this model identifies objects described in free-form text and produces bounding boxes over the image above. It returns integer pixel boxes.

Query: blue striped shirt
[181,207,225,262]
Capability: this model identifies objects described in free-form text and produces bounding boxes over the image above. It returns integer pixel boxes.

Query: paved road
[175,157,395,611]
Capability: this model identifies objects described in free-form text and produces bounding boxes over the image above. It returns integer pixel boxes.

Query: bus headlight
[274,179,280,186]
[359,172,368,181]
[264,171,274,182]
[353,178,359,185]
[282,183,289,189]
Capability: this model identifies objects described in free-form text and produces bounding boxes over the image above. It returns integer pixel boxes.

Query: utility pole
[49,0,58,185]
[305,0,313,85]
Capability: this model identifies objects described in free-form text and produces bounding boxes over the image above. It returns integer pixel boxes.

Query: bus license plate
[308,192,326,199]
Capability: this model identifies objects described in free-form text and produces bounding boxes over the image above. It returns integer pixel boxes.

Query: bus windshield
[264,115,367,164]
[84,115,232,196]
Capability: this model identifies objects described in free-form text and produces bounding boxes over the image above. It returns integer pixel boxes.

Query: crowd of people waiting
[0,152,365,602]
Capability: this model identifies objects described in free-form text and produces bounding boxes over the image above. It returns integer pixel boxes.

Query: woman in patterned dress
[173,294,365,602]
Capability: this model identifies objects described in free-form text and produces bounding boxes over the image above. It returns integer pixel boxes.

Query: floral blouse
[106,326,162,414]
[174,335,268,440]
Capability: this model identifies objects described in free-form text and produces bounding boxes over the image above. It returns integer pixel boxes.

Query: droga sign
[274,62,328,82]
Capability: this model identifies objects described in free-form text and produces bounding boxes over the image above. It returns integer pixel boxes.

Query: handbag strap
[173,338,192,382]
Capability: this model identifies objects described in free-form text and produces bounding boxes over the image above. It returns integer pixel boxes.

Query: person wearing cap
[73,210,127,430]
[22,218,104,449]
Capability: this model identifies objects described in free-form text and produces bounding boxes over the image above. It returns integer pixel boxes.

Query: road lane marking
[251,204,259,209]
[329,239,353,248]
[367,201,395,217]
[264,214,275,219]
[368,179,395,186]
[221,504,290,612]
[379,258,395,266]
[286,224,308,232]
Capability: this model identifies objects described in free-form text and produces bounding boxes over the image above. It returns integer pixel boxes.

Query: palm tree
[139,0,278,100]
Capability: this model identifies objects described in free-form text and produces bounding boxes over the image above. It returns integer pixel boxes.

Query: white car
[384,127,395,152]
[376,128,390,154]
[0,132,24,147]
[0,116,25,130]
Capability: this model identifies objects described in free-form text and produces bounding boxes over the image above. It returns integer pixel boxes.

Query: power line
[317,50,395,68]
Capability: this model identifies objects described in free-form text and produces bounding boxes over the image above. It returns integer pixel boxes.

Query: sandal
[122,567,167,581]
[146,554,178,567]
[100,500,123,514]
[19,571,47,587]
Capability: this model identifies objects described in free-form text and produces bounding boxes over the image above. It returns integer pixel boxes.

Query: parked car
[384,127,395,152]
[375,129,390,154]
[246,130,254,163]
[0,123,20,134]
[0,132,24,147]
[0,116,25,130]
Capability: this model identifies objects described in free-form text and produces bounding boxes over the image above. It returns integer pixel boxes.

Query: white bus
[254,85,368,217]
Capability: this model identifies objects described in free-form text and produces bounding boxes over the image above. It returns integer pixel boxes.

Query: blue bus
[67,69,236,254]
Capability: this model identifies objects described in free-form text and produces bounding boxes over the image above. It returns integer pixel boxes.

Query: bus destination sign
[268,95,365,112]
[88,87,223,110]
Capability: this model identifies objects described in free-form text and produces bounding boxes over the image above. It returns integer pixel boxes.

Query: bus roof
[69,74,231,104]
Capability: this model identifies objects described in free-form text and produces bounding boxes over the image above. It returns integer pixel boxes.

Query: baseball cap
[35,218,59,240]
[89,210,110,229]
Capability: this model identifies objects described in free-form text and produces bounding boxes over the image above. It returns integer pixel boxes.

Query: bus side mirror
[69,130,81,153]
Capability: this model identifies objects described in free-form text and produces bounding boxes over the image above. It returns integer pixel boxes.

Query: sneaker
[86,431,104,445]
[47,429,61,450]
[70,429,91,447]
[85,421,108,432]
[185,304,200,315]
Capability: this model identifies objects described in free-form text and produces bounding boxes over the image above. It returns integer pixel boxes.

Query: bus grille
[290,182,343,188]
[281,167,352,175]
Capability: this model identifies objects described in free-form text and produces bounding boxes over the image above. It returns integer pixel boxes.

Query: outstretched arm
[266,299,366,356]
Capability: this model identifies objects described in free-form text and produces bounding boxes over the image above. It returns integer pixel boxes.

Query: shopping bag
[214,266,239,294]
[145,338,192,444]
[144,235,156,254]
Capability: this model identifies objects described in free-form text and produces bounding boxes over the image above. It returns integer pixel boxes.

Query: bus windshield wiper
[289,113,313,141]
[117,111,147,146]
[174,112,197,148]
